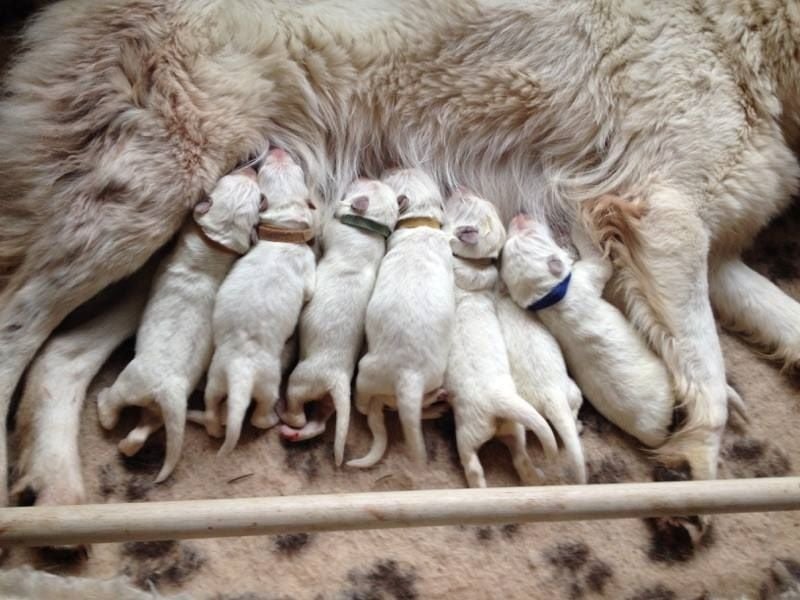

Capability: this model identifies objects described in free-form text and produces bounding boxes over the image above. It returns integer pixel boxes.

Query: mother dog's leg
[709,258,800,378]
[589,187,728,482]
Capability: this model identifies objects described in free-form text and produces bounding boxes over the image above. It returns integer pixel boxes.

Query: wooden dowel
[1,477,798,547]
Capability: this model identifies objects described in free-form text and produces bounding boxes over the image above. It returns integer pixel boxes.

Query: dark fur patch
[588,456,630,483]
[643,517,712,563]
[35,545,89,569]
[652,461,691,482]
[585,560,613,593]
[546,542,590,572]
[722,437,793,478]
[627,584,676,600]
[343,559,418,600]
[577,402,614,435]
[282,435,323,481]
[97,464,119,498]
[473,526,493,542]
[122,540,176,560]
[120,541,205,590]
[501,523,520,539]
[125,475,154,502]
[272,533,313,556]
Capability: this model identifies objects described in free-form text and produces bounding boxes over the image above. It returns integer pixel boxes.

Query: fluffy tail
[495,393,558,460]
[346,400,387,469]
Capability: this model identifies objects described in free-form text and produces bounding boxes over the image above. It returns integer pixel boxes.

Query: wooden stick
[1,477,798,547]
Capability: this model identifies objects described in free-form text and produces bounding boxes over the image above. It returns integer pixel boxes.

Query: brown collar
[396,217,442,230]
[191,222,240,256]
[456,255,494,267]
[257,223,315,244]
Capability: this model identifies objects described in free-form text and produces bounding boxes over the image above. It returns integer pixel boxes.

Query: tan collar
[191,221,241,256]
[396,217,441,230]
[456,255,494,267]
[257,223,315,244]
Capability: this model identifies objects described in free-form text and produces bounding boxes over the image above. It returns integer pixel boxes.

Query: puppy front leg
[571,215,613,293]
[710,258,800,380]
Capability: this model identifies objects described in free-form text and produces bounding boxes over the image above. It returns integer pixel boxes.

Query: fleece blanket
[1,5,798,599]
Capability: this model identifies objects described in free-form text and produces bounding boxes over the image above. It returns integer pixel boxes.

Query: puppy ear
[547,255,565,277]
[194,200,211,216]
[351,195,370,214]
[397,194,410,213]
[250,226,259,247]
[455,225,479,245]
[259,195,268,212]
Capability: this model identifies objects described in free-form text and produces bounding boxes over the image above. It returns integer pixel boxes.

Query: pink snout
[509,212,534,233]
[267,147,290,162]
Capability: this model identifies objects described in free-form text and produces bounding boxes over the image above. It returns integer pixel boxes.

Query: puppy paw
[95,390,118,430]
[251,408,280,429]
[277,398,307,429]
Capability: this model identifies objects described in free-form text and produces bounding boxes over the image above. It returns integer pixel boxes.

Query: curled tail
[346,400,387,469]
[495,393,558,460]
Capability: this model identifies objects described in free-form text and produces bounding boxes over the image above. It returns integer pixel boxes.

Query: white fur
[442,191,558,487]
[96,173,261,482]
[495,294,586,484]
[281,178,399,465]
[348,168,455,468]
[200,149,318,455]
[500,214,675,448]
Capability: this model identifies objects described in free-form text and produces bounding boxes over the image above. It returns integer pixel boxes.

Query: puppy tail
[218,366,254,457]
[156,389,188,483]
[495,393,559,460]
[331,377,352,467]
[545,402,587,484]
[346,400,387,469]
[726,384,748,424]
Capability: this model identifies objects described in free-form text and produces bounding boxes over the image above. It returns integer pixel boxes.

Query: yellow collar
[257,223,315,244]
[396,217,441,230]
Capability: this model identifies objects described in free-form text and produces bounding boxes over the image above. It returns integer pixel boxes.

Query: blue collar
[526,273,572,311]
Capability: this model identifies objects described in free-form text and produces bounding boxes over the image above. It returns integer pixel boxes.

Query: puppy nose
[509,213,533,231]
[267,147,289,161]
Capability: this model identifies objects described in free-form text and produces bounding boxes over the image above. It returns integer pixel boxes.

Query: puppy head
[257,148,319,231]
[194,169,261,254]
[336,178,400,229]
[380,168,445,224]
[500,213,573,308]
[444,189,506,259]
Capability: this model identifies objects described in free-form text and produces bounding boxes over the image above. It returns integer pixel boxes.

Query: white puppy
[96,170,262,482]
[500,212,676,448]
[347,168,455,468]
[496,294,586,484]
[442,190,557,488]
[280,178,400,465]
[200,148,318,455]
[500,212,747,450]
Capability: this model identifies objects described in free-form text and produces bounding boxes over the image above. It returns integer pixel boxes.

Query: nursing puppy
[347,168,454,468]
[280,178,400,466]
[96,170,261,482]
[500,212,746,451]
[443,190,557,487]
[496,295,586,484]
[200,148,318,455]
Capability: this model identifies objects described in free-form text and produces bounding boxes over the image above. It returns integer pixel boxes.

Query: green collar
[338,214,392,239]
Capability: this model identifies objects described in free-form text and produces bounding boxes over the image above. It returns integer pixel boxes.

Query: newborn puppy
[442,190,557,487]
[201,148,318,455]
[496,294,586,483]
[347,168,455,468]
[500,212,747,449]
[500,212,677,448]
[97,170,262,482]
[280,178,400,465]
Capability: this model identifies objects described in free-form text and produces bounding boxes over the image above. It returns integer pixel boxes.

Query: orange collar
[257,223,315,244]
[395,217,441,230]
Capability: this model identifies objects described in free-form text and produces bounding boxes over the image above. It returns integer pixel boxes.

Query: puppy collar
[455,255,494,267]
[339,214,392,238]
[191,221,242,256]
[526,273,572,311]
[257,223,315,244]
[396,217,441,230]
